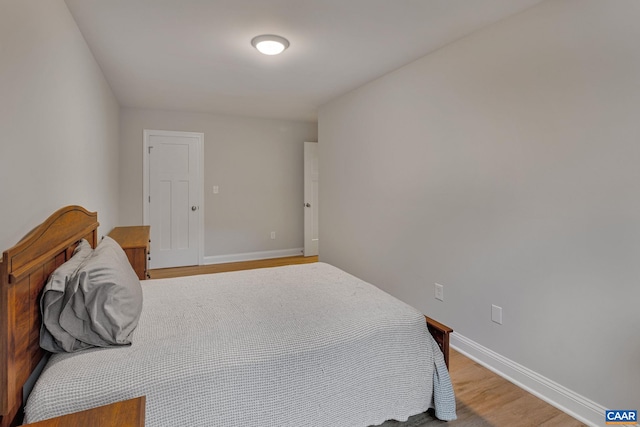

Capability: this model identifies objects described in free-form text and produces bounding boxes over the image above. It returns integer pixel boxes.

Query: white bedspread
[25,263,456,426]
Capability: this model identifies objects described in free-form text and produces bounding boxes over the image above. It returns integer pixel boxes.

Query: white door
[143,130,204,269]
[304,141,319,256]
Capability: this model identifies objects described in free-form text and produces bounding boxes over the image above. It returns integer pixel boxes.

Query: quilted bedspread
[25,263,456,426]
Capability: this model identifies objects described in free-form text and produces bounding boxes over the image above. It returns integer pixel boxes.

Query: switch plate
[434,283,444,301]
[213,186,219,194]
[492,304,503,324]
[270,231,276,239]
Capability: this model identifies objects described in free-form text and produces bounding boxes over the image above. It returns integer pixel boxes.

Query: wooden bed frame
[0,206,99,427]
[0,205,451,427]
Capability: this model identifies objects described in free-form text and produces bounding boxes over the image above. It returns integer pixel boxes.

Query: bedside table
[22,396,145,427]
[108,226,150,280]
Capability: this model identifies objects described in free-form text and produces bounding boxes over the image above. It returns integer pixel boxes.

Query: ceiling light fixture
[251,34,290,55]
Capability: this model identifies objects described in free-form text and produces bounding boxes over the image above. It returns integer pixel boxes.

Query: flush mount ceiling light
[251,34,290,55]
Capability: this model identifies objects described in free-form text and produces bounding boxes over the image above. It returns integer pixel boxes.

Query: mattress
[25,262,456,426]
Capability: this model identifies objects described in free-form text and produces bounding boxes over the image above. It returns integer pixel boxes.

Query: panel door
[304,141,319,256]
[145,130,202,269]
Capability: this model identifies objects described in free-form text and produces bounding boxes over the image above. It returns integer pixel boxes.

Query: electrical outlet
[492,304,503,324]
[434,283,444,301]
[270,231,276,239]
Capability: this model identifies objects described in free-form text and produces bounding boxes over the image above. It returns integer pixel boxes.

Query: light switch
[213,186,219,194]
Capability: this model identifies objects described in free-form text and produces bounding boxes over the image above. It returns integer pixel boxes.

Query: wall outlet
[492,304,503,324]
[434,283,444,301]
[270,231,276,239]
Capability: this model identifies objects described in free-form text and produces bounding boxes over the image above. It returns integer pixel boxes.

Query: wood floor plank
[539,413,587,427]
[148,255,318,279]
[445,349,586,427]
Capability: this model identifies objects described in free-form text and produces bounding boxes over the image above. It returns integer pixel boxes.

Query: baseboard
[203,248,304,265]
[451,332,607,427]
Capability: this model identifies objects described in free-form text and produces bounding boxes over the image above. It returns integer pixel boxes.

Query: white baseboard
[203,248,304,265]
[451,332,607,427]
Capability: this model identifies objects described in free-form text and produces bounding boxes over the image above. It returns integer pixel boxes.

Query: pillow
[58,236,143,352]
[40,239,94,353]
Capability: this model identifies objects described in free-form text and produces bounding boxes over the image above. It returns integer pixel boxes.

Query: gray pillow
[40,239,94,353]
[58,236,143,351]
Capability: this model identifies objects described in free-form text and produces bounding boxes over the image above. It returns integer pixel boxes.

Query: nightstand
[22,396,145,427]
[108,226,150,280]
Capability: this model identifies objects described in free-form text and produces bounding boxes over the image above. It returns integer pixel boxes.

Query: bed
[1,206,456,427]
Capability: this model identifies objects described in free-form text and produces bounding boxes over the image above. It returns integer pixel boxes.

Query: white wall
[0,0,120,251]
[319,0,639,416]
[119,108,317,258]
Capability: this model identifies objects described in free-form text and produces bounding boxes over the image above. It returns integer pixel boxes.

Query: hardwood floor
[150,256,584,426]
[148,255,318,279]
[444,349,585,426]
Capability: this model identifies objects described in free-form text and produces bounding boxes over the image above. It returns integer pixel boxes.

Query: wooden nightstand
[22,396,145,427]
[108,226,150,280]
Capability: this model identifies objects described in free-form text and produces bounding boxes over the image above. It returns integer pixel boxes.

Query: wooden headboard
[0,206,99,427]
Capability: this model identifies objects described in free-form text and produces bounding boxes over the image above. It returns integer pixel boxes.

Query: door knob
[192,206,198,211]
[305,203,311,208]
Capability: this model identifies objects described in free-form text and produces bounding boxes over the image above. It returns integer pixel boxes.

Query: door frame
[142,129,205,266]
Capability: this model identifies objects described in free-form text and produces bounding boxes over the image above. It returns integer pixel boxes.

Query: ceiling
[64,0,544,122]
